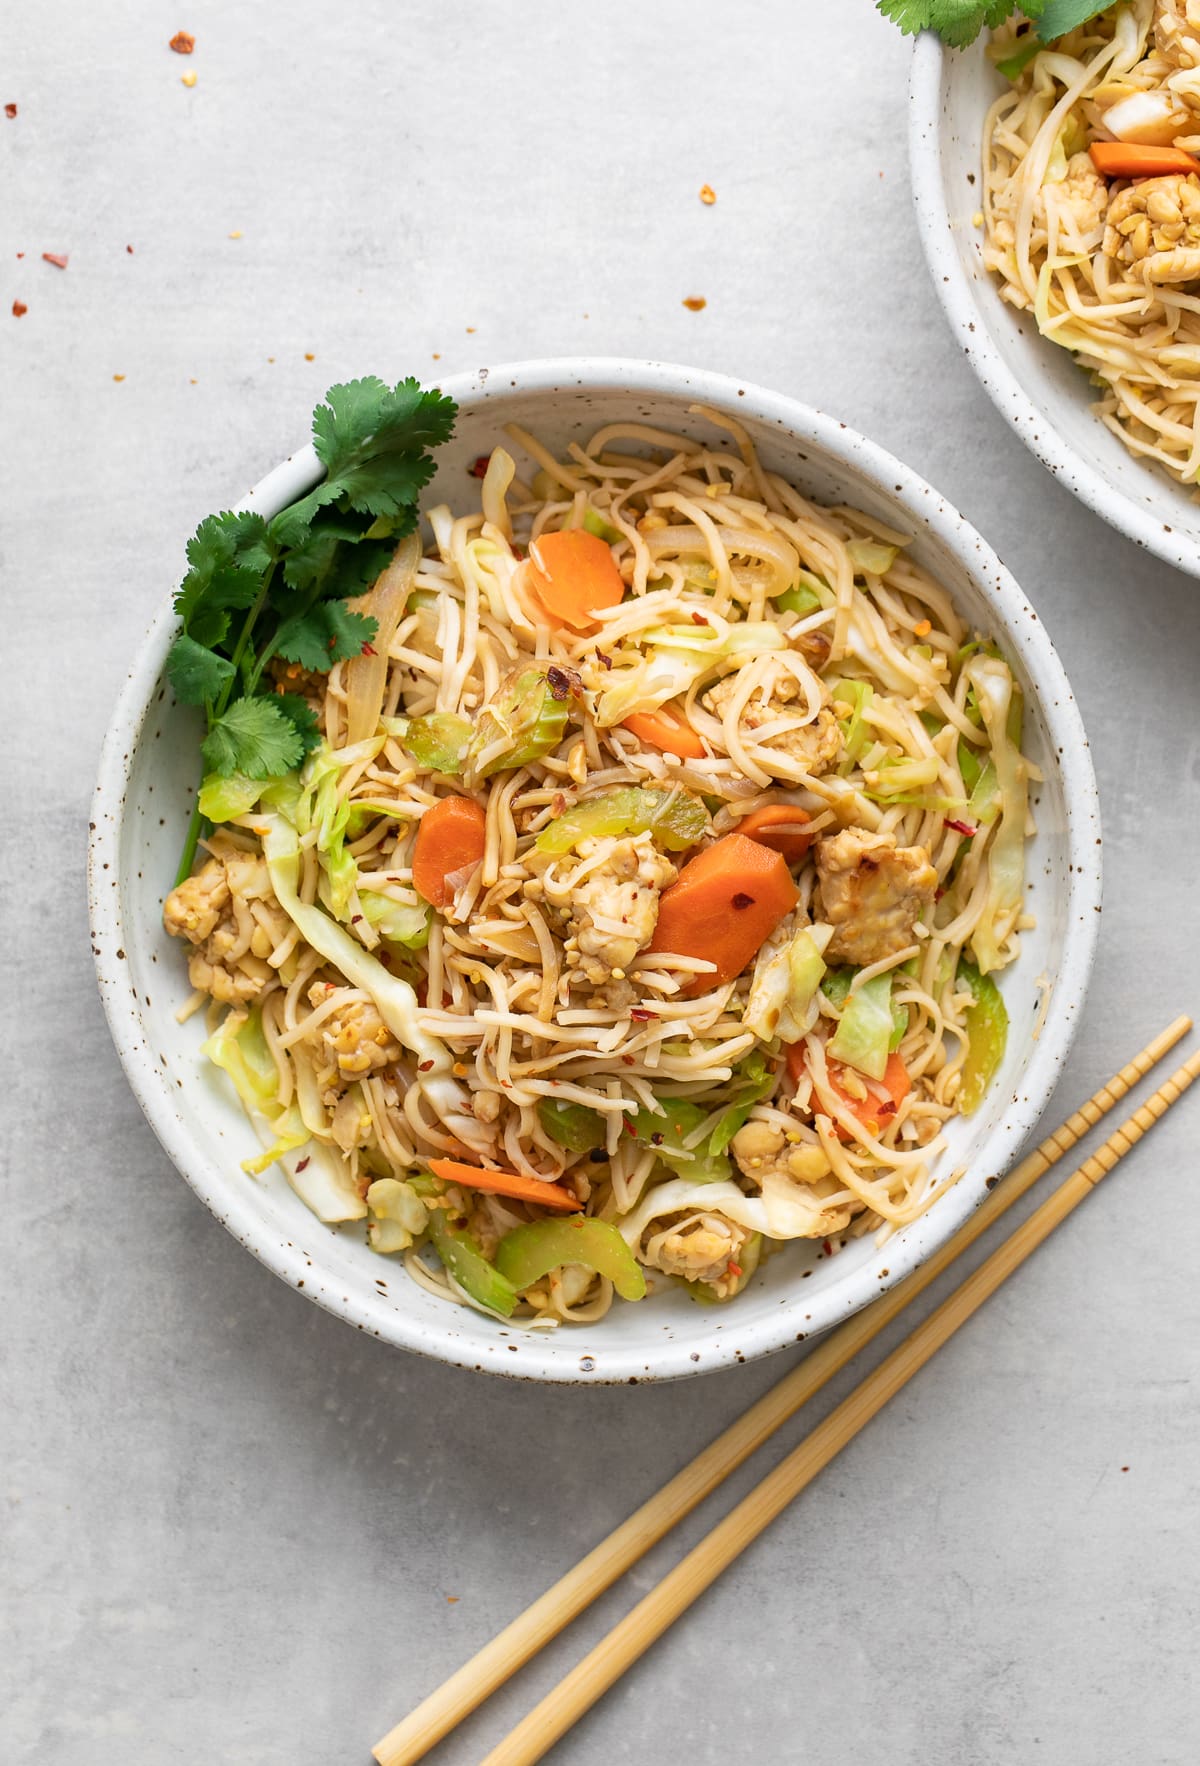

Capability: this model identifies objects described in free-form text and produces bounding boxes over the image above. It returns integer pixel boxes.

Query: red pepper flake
[42,252,68,270]
[295,1157,311,1173]
[934,886,945,901]
[4,103,17,119]
[169,30,195,53]
[731,892,753,910]
[12,300,26,317]
[629,1007,656,1022]
[350,914,363,924]
[360,641,377,656]
[822,1238,833,1257]
[126,244,134,254]
[682,296,707,312]
[623,1118,636,1137]
[546,664,582,701]
[690,611,710,625]
[621,1054,635,1066]
[727,1262,742,1278]
[469,455,490,478]
[15,252,24,259]
[945,818,977,837]
[418,1060,435,1072]
[650,1131,664,1146]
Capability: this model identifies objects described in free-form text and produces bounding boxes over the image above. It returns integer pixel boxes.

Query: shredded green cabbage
[963,657,1028,974]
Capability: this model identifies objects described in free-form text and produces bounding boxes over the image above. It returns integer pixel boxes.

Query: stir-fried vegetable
[359,891,430,949]
[627,1099,733,1185]
[1089,141,1200,179]
[962,657,1028,974]
[495,1217,647,1302]
[524,528,625,633]
[534,785,708,857]
[832,678,873,767]
[412,795,487,910]
[827,973,897,1081]
[426,1209,519,1317]
[744,923,832,1043]
[595,620,785,727]
[788,1042,912,1142]
[846,538,899,576]
[705,1053,776,1155]
[398,712,473,775]
[466,666,572,778]
[536,1098,607,1153]
[734,803,813,864]
[622,704,706,759]
[366,1178,428,1254]
[774,576,826,616]
[956,959,1009,1114]
[426,1156,581,1212]
[343,535,419,745]
[649,832,799,996]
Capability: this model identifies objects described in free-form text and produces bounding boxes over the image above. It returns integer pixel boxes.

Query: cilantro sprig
[876,0,1109,49]
[168,375,457,882]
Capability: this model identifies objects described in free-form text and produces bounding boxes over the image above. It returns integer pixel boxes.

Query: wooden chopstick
[371,1018,1191,1766]
[480,1045,1200,1766]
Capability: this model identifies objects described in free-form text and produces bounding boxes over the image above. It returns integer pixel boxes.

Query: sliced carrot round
[622,703,706,760]
[648,832,799,998]
[412,795,487,910]
[734,803,813,864]
[427,1157,582,1212]
[524,528,625,633]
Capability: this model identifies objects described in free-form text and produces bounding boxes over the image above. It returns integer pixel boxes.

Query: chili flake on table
[169,30,195,53]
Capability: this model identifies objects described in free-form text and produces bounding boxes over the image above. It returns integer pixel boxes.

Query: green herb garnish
[876,0,1109,50]
[167,376,457,881]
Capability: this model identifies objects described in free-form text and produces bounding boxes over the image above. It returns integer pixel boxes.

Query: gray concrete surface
[4,2,1199,1761]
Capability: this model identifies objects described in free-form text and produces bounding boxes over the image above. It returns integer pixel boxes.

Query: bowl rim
[908,29,1200,579]
[89,355,1102,1384]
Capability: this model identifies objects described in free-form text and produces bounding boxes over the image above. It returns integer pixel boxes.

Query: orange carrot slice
[648,832,799,997]
[785,1044,911,1142]
[427,1158,582,1212]
[622,703,707,760]
[1089,142,1200,178]
[412,796,487,910]
[734,803,813,864]
[524,529,625,633]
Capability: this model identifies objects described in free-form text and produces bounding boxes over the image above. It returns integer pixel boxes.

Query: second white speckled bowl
[89,359,1101,1383]
[910,29,1200,577]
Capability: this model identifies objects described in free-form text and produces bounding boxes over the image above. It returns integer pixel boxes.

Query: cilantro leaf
[1032,0,1108,38]
[201,696,307,778]
[273,601,378,671]
[877,0,1015,44]
[166,634,236,705]
[312,377,457,477]
[271,692,322,759]
[169,373,457,882]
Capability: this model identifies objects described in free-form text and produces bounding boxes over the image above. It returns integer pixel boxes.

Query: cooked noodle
[165,409,1031,1327]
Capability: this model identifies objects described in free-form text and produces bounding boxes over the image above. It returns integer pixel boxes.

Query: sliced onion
[343,531,421,746]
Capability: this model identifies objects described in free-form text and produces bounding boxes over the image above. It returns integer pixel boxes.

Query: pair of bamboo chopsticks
[374,1016,1198,1766]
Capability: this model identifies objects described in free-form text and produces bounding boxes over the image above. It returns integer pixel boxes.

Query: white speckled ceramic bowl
[89,359,1101,1383]
[909,30,1200,576]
